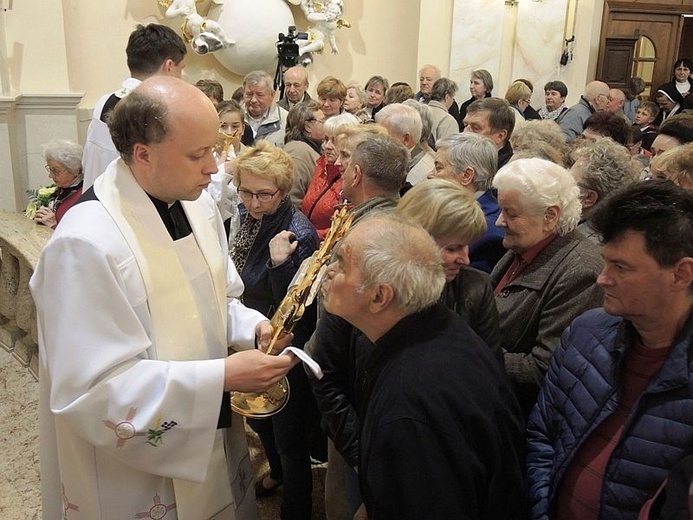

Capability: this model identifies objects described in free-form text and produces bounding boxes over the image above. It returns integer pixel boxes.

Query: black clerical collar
[147,195,192,240]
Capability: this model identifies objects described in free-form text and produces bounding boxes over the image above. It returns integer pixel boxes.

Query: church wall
[1,1,82,211]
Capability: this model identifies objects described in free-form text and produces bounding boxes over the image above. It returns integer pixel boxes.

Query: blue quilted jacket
[526,308,693,520]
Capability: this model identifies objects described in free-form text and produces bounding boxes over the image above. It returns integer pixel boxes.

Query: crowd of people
[28,21,693,520]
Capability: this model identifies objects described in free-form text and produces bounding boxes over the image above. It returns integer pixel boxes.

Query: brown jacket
[491,231,604,416]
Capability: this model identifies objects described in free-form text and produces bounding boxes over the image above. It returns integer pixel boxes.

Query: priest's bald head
[108,76,219,203]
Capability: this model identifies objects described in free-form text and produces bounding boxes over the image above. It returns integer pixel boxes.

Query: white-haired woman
[343,81,370,123]
[36,139,84,229]
[490,158,604,417]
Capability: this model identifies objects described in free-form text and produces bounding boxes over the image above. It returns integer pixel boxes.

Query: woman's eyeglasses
[238,188,280,203]
[45,165,68,176]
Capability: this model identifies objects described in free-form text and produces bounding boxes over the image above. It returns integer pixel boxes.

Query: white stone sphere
[208,0,296,76]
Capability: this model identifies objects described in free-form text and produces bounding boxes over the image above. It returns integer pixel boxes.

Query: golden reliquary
[230,205,354,418]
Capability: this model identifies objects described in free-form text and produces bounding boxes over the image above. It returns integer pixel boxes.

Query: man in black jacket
[308,131,409,519]
[320,215,526,520]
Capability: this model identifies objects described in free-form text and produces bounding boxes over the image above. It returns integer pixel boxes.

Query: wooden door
[598,2,692,100]
[598,36,639,89]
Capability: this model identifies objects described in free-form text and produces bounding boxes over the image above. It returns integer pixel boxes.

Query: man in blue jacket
[526,180,693,520]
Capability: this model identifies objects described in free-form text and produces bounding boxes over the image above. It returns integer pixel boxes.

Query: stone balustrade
[0,211,52,379]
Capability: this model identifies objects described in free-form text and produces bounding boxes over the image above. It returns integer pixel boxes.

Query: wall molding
[13,93,84,111]
[0,94,19,115]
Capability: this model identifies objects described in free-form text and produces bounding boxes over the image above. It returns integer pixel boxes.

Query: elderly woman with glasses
[230,140,321,519]
[284,100,326,209]
[490,158,604,417]
[35,138,84,229]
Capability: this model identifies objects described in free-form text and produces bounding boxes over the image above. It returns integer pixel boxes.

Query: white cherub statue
[162,0,234,55]
[287,0,350,55]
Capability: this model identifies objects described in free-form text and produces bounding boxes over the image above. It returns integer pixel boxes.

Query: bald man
[556,80,610,142]
[31,77,296,520]
[278,66,312,111]
[606,88,631,124]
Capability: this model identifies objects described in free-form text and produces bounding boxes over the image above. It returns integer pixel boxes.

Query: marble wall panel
[450,0,506,98]
[512,0,570,107]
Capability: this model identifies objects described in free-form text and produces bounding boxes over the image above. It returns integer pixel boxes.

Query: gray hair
[430,78,458,102]
[346,81,368,107]
[511,144,567,167]
[436,133,498,191]
[570,137,639,202]
[42,139,84,176]
[354,214,445,314]
[243,70,274,93]
[352,134,410,193]
[510,119,569,166]
[365,75,389,93]
[419,64,441,80]
[374,103,423,144]
[285,99,322,143]
[323,112,359,136]
[402,99,433,146]
[492,158,581,235]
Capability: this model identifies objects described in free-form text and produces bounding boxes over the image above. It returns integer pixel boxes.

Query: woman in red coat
[300,113,359,239]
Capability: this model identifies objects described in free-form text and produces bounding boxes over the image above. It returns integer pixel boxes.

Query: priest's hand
[223,349,299,392]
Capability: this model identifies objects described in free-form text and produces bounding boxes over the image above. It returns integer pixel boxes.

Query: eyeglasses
[238,188,280,203]
[308,118,326,125]
[45,165,69,176]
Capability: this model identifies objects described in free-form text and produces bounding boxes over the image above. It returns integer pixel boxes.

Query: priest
[30,77,297,520]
